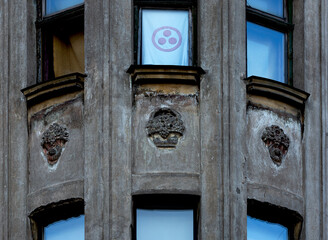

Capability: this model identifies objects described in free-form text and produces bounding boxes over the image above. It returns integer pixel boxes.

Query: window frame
[132,194,199,240]
[246,0,294,84]
[133,0,198,66]
[36,0,84,83]
[247,199,303,240]
[29,198,84,240]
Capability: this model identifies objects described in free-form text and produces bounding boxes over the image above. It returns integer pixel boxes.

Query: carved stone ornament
[146,108,185,148]
[261,125,290,166]
[41,123,69,165]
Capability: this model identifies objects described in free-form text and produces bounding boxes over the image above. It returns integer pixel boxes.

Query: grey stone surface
[1,0,328,239]
[303,0,322,239]
[0,0,9,239]
[247,109,303,198]
[29,98,84,194]
[133,95,200,175]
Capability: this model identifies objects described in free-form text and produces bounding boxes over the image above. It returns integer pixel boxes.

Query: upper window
[36,0,84,82]
[134,0,197,66]
[44,0,84,16]
[133,194,199,240]
[246,0,293,84]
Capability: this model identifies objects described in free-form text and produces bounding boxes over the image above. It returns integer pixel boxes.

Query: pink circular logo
[152,26,182,52]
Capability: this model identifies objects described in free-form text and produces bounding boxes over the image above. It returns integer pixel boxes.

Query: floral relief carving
[41,123,69,165]
[261,125,290,166]
[146,108,185,148]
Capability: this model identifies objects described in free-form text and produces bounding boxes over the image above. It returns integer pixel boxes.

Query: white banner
[142,9,189,66]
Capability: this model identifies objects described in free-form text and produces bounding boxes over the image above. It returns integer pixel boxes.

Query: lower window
[133,194,199,240]
[44,214,84,240]
[247,215,288,240]
[247,199,303,240]
[29,198,84,240]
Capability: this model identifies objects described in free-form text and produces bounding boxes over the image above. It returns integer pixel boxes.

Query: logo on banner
[152,26,182,52]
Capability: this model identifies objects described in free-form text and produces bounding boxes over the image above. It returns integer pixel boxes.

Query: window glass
[247,22,285,83]
[44,215,84,240]
[141,9,189,66]
[137,209,193,240]
[45,0,84,15]
[247,0,284,17]
[247,216,288,240]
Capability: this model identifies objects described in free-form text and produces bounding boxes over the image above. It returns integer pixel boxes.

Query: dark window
[246,0,293,84]
[133,194,199,240]
[36,0,84,82]
[247,199,303,240]
[134,0,197,66]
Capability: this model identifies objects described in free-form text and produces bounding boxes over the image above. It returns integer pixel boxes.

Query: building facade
[0,0,327,239]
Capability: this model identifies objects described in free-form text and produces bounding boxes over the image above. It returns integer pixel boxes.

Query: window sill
[127,65,205,85]
[21,73,85,108]
[245,76,309,108]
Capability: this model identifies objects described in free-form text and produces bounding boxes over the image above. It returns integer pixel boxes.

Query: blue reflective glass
[247,216,288,240]
[137,209,193,240]
[44,215,84,240]
[247,0,284,17]
[247,22,285,83]
[45,0,84,15]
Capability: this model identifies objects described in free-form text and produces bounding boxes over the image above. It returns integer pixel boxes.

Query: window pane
[247,22,285,83]
[247,216,288,240]
[141,9,189,66]
[137,209,193,240]
[44,215,84,240]
[247,0,284,17]
[45,0,84,15]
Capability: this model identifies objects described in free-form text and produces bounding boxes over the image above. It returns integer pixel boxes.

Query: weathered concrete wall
[1,0,328,239]
[0,0,9,238]
[303,0,323,239]
[28,96,84,202]
[199,0,247,239]
[247,108,303,215]
[321,0,328,239]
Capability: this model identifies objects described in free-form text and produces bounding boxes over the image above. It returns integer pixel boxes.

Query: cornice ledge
[127,65,205,85]
[245,76,310,108]
[21,73,85,107]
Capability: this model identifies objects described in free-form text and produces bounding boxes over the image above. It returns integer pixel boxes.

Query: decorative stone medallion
[146,108,185,148]
[41,123,69,165]
[261,125,290,166]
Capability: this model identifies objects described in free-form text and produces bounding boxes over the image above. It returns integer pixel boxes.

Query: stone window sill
[21,73,85,107]
[127,65,205,85]
[245,76,309,109]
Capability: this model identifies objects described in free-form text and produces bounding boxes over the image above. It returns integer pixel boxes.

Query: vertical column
[303,0,322,239]
[85,0,132,239]
[7,0,34,238]
[322,0,328,238]
[84,0,111,239]
[226,1,247,239]
[0,0,9,238]
[199,0,223,238]
[199,0,247,239]
[108,0,132,239]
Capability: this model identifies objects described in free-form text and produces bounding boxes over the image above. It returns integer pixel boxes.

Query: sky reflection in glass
[247,216,288,240]
[247,0,284,17]
[45,0,84,15]
[247,22,285,83]
[44,215,84,240]
[137,209,193,240]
